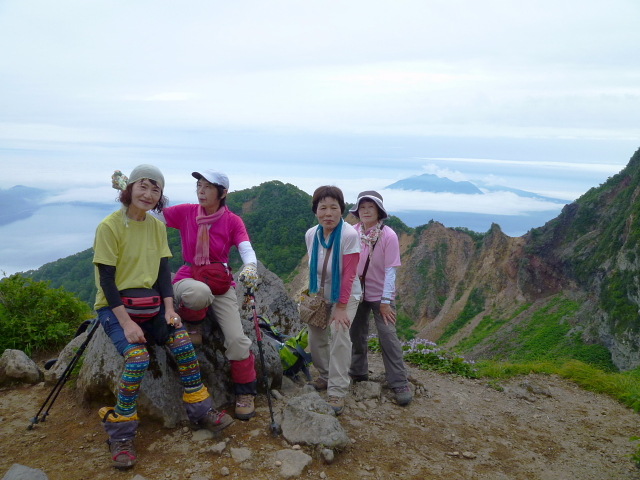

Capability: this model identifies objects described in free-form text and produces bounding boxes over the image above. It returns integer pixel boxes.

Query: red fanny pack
[120,288,162,323]
[191,263,233,295]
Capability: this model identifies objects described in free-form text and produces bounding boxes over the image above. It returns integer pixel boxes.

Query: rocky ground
[2,353,640,480]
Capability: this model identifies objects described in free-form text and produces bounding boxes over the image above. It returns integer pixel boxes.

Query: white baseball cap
[192,170,229,189]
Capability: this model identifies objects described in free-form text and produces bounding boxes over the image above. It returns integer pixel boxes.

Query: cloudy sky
[1,0,639,275]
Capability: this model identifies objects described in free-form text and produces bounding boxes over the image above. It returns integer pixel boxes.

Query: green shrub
[395,311,418,341]
[401,338,478,378]
[0,274,91,356]
[630,436,640,469]
[455,303,532,352]
[367,336,381,352]
[478,359,640,411]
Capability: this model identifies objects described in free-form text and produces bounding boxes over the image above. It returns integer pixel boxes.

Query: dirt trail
[1,353,640,480]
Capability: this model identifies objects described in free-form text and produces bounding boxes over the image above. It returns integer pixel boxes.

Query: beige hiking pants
[173,279,252,361]
[307,295,359,398]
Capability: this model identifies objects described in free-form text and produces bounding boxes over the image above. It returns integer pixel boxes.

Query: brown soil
[2,353,640,480]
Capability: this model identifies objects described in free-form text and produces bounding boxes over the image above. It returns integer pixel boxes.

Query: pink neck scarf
[359,221,384,261]
[194,205,227,266]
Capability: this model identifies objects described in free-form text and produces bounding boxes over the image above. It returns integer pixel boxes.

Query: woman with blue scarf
[305,186,361,415]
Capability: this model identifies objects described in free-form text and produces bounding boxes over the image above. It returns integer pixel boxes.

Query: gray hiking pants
[349,300,408,389]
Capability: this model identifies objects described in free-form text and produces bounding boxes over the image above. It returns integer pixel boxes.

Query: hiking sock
[116,345,150,417]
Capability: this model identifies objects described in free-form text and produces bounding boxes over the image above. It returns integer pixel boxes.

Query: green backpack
[258,315,313,381]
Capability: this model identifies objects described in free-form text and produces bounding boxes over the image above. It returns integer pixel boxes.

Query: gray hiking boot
[196,409,234,433]
[308,377,328,391]
[107,438,137,469]
[393,385,413,406]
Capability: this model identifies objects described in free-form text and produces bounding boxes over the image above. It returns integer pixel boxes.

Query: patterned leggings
[116,328,204,416]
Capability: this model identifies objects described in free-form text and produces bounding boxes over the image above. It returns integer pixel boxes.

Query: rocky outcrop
[73,262,304,427]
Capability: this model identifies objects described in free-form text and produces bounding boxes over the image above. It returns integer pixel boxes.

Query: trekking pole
[245,288,280,437]
[27,318,100,430]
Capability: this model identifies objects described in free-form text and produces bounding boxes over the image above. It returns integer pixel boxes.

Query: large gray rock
[352,381,382,401]
[280,392,350,448]
[275,449,313,479]
[74,262,302,427]
[1,464,48,480]
[0,350,42,386]
[44,330,92,385]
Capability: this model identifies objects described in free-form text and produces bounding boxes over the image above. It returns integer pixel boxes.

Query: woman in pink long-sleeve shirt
[304,185,361,416]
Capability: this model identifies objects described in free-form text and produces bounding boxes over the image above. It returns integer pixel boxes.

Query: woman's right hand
[113,305,147,344]
[330,302,351,331]
[123,321,146,344]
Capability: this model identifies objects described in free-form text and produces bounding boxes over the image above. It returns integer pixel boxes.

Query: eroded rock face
[74,262,303,427]
[0,349,42,386]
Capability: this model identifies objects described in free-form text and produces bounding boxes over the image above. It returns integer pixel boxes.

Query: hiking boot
[107,438,137,469]
[197,409,234,432]
[328,396,345,416]
[235,394,256,420]
[308,377,328,391]
[350,373,369,383]
[393,385,413,406]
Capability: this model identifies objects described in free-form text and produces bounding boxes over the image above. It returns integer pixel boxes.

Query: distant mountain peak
[385,173,567,204]
[385,173,483,195]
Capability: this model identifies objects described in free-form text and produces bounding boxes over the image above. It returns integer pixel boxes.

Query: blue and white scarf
[309,219,343,303]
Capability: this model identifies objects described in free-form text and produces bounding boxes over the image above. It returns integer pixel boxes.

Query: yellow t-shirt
[93,210,172,310]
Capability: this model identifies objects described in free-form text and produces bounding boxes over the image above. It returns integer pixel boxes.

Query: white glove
[239,263,259,293]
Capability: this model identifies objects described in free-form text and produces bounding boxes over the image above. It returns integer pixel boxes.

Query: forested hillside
[225,180,316,275]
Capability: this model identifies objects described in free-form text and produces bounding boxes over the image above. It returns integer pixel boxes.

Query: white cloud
[1,2,639,140]
[421,164,468,182]
[480,174,507,186]
[41,186,118,205]
[423,157,626,174]
[124,92,196,102]
[381,189,565,216]
[0,123,124,144]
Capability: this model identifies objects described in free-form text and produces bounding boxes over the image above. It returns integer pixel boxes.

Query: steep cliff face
[395,147,640,371]
[396,223,527,340]
[520,148,640,370]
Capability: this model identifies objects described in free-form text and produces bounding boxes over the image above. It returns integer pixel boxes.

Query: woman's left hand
[380,302,397,325]
[165,309,182,329]
[330,303,351,331]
